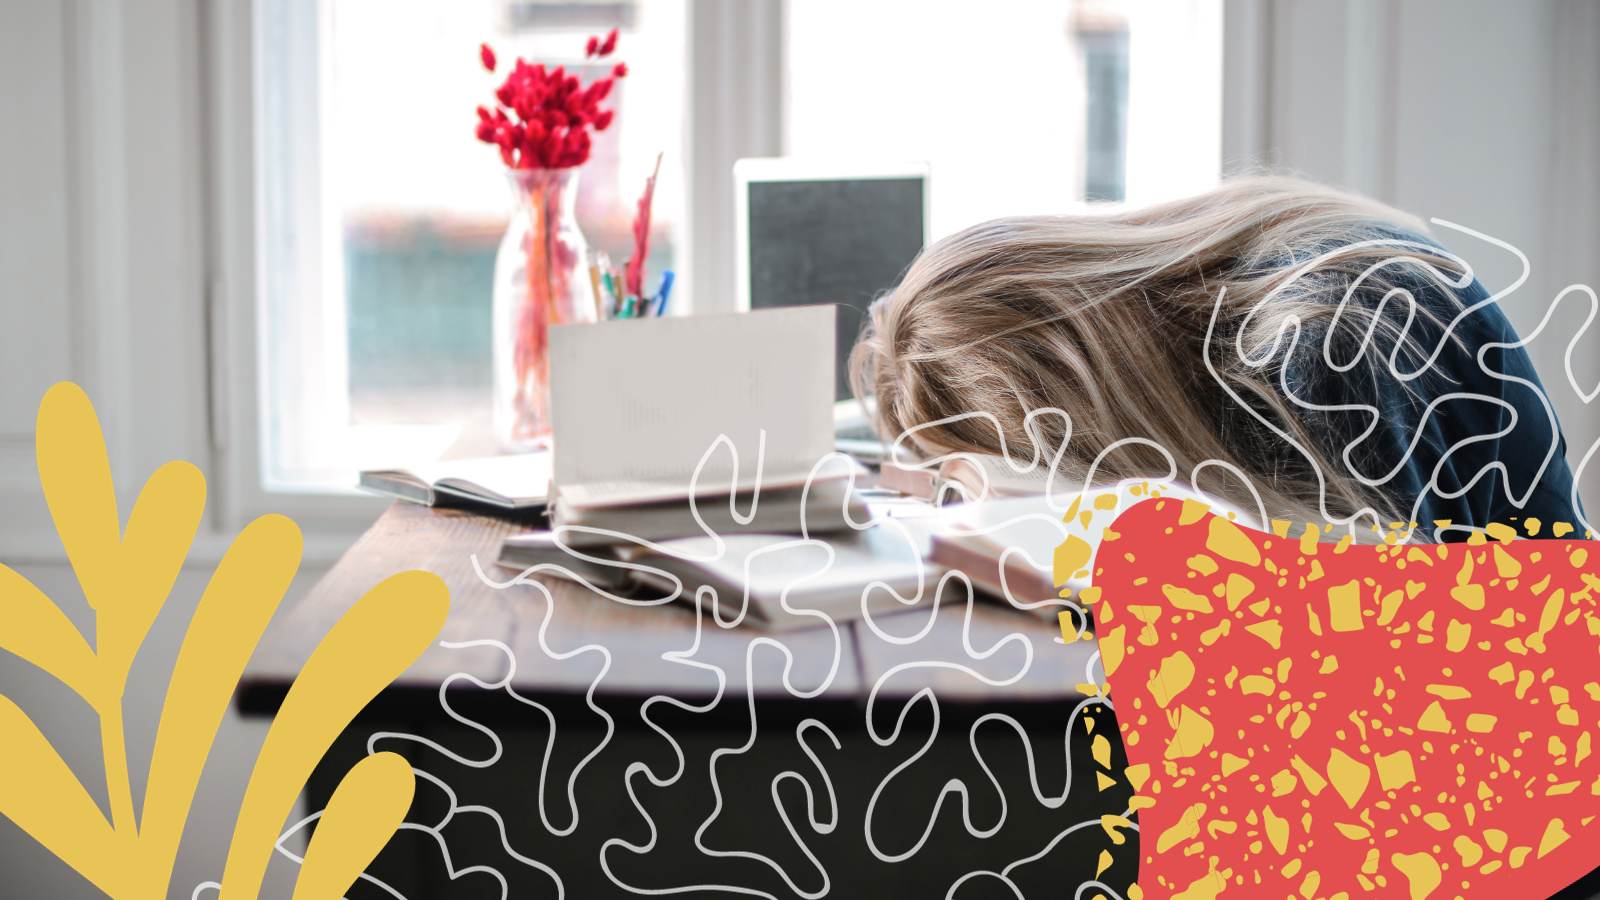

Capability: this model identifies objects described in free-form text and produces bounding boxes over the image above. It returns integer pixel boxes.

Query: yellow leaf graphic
[290,752,416,900]
[0,383,450,900]
[220,570,449,900]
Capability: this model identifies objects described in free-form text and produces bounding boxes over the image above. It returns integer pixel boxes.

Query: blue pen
[654,270,675,316]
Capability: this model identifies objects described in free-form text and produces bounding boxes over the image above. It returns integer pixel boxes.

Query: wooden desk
[240,503,1128,900]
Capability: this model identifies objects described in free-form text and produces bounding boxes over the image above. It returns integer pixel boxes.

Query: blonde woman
[851,177,1584,542]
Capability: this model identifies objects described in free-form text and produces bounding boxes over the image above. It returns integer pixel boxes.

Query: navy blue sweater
[1273,229,1583,541]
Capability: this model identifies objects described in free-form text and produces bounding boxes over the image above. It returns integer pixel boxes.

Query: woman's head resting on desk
[850,176,1583,542]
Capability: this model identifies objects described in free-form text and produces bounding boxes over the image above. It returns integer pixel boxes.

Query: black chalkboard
[747,178,925,400]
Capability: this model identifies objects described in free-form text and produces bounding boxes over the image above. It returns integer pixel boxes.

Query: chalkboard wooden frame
[733,158,931,399]
[733,157,930,312]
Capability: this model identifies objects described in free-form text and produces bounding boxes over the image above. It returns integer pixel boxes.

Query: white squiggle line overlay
[1212,221,1590,540]
[191,223,1594,898]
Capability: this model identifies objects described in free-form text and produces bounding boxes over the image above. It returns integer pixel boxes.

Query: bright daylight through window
[256,0,686,490]
[256,0,1217,492]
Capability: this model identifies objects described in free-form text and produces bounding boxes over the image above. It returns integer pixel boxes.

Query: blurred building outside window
[1079,5,1130,202]
[785,0,1221,239]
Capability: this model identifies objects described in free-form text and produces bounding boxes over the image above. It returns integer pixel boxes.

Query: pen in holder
[585,155,675,322]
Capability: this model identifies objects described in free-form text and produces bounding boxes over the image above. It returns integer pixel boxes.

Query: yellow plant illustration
[0,383,450,900]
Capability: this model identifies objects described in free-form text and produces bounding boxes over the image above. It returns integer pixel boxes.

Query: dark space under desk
[235,502,1136,898]
[236,503,1600,900]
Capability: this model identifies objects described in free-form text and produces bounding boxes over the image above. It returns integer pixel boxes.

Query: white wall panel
[1224,0,1600,516]
[0,2,75,435]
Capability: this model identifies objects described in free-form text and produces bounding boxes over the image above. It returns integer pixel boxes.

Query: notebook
[358,453,553,511]
[546,306,856,542]
[497,523,937,631]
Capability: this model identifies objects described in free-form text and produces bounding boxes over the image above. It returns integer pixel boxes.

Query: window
[251,0,1215,494]
[255,0,686,491]
[785,0,1221,238]
[1078,7,1130,202]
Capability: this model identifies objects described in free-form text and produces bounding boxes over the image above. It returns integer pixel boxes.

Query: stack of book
[359,306,1251,633]
[543,304,867,544]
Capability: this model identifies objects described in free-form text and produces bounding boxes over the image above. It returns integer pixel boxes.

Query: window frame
[204,0,784,538]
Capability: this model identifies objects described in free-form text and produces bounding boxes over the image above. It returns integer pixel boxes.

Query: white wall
[1225,0,1600,518]
[0,2,346,896]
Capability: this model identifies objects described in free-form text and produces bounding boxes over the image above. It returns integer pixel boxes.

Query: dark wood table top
[239,502,1094,716]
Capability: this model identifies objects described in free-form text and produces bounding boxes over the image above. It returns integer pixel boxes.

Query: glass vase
[492,167,597,451]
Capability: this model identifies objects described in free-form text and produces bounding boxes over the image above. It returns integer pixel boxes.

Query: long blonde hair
[850,176,1468,533]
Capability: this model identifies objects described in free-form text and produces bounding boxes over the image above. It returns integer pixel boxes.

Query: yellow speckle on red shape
[1207,516,1261,566]
[1179,498,1211,526]
[1538,818,1571,857]
[1335,821,1372,839]
[1148,651,1198,708]
[1453,584,1487,610]
[1328,580,1364,632]
[1390,851,1442,899]
[1165,584,1216,614]
[1375,750,1417,790]
[1326,749,1371,809]
[1088,499,1600,900]
[1417,701,1453,733]
[1244,619,1284,649]
[1166,706,1216,759]
[1157,802,1208,853]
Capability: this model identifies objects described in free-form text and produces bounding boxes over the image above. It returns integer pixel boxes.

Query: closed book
[549,477,866,546]
[872,453,1077,504]
[497,522,938,631]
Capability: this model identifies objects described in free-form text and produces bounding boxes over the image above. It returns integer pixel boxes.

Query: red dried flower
[474,31,626,169]
[624,153,663,298]
[480,43,496,72]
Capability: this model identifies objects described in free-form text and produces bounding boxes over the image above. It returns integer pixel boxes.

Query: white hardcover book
[548,305,842,510]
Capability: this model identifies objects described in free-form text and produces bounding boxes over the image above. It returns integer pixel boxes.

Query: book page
[555,466,837,509]
[549,306,836,500]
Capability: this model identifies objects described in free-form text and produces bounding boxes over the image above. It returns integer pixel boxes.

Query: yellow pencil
[587,263,604,319]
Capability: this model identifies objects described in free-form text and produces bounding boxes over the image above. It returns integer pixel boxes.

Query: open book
[498,523,936,630]
[547,306,859,543]
[927,483,1251,620]
[358,453,553,511]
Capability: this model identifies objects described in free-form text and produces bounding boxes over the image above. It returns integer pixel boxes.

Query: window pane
[1081,28,1129,202]
[786,0,1220,238]
[327,0,687,430]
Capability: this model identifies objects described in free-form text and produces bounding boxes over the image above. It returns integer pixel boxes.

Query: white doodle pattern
[192,224,1598,899]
